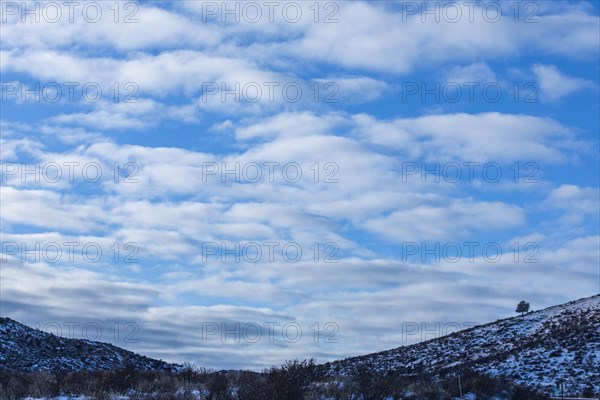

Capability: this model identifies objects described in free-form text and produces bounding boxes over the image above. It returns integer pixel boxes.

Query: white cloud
[445,63,497,85]
[2,50,281,98]
[545,184,600,226]
[322,77,389,103]
[50,99,199,130]
[0,3,221,51]
[235,111,347,140]
[352,112,578,162]
[269,2,599,73]
[533,64,595,101]
[0,186,106,232]
[364,198,524,242]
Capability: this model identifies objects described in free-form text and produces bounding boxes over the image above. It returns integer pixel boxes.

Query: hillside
[0,317,177,373]
[324,294,600,395]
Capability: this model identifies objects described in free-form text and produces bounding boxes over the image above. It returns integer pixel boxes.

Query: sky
[0,0,599,370]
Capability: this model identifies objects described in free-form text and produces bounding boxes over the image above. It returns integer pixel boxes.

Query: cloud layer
[1,0,599,370]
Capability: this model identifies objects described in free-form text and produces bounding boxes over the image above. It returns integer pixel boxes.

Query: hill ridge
[323,294,600,395]
[0,317,178,373]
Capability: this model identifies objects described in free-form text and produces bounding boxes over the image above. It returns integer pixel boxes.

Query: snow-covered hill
[324,295,600,395]
[0,317,177,373]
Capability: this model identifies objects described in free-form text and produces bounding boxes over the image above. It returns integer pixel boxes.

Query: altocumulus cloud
[0,0,598,369]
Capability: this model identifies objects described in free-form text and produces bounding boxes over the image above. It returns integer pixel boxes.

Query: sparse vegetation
[0,363,554,400]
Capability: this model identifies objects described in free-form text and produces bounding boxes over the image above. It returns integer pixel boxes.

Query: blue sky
[1,0,599,369]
